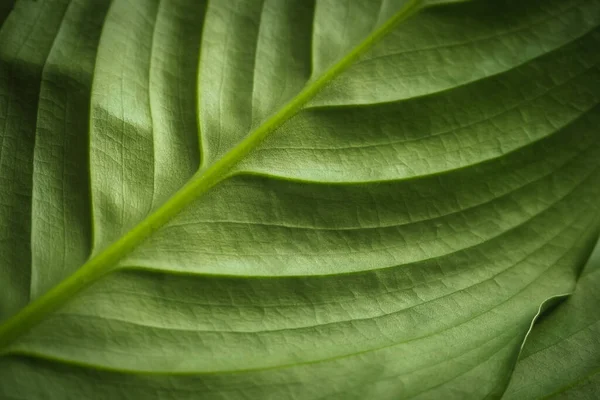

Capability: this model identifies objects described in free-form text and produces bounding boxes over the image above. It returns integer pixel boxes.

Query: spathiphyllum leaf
[0,0,599,398]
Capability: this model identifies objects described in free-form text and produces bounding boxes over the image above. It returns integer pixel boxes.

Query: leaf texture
[0,0,599,399]
[503,242,600,399]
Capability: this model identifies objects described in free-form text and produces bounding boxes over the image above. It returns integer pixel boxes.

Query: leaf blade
[0,0,599,399]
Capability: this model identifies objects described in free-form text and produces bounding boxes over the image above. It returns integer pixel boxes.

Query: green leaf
[503,242,600,399]
[0,0,599,398]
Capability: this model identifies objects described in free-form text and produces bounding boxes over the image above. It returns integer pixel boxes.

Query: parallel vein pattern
[0,0,599,399]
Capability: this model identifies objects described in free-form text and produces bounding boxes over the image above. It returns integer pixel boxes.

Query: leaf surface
[0,0,599,399]
[503,242,600,399]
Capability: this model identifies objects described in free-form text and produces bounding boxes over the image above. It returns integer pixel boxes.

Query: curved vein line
[237,100,600,184]
[352,0,587,67]
[303,24,600,110]
[151,163,600,259]
[264,62,599,152]
[165,132,599,233]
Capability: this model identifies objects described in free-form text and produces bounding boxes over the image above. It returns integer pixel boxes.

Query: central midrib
[0,0,424,348]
